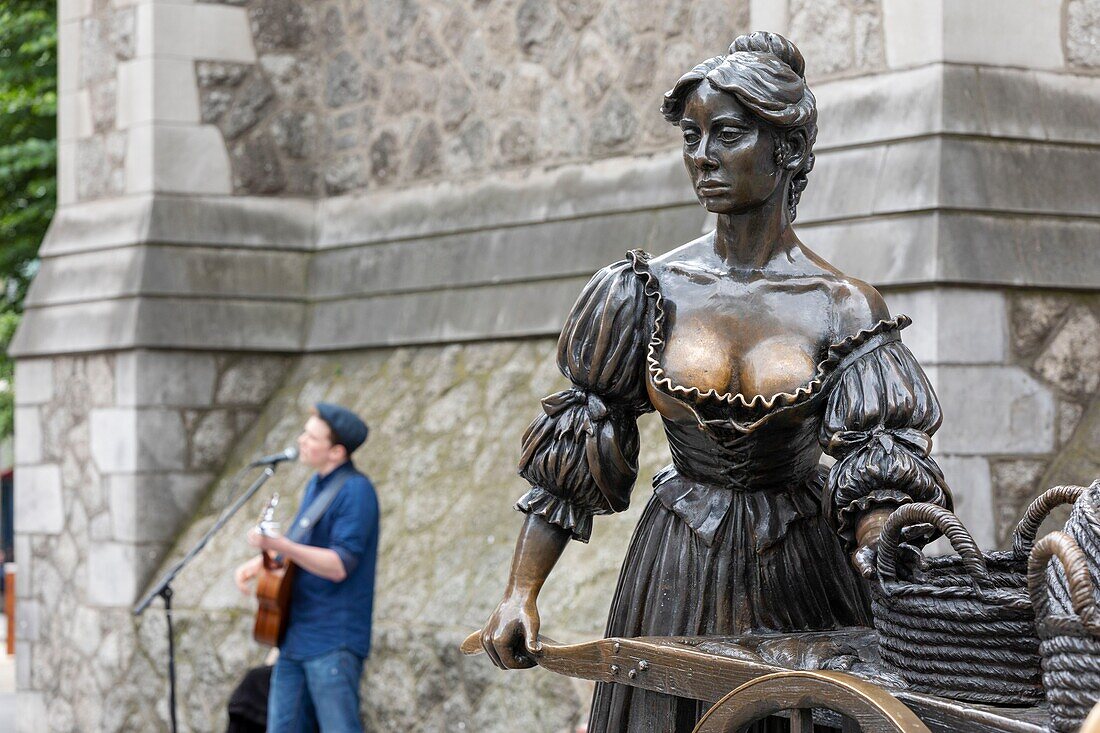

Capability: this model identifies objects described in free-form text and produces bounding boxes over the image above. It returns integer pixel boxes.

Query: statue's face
[679,79,783,215]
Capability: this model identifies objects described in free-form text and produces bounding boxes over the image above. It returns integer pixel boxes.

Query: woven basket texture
[872,487,1083,706]
[1032,482,1100,733]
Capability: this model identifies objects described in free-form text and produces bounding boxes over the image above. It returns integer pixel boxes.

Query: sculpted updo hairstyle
[661,31,818,222]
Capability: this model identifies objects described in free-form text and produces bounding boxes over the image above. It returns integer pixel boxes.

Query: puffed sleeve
[820,335,953,553]
[515,257,653,542]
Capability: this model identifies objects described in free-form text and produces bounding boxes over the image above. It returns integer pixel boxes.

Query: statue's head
[661,32,817,221]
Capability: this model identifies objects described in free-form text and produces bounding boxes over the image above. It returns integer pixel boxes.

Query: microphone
[249,446,299,467]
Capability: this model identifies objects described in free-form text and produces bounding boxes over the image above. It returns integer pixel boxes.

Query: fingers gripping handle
[877,503,989,585]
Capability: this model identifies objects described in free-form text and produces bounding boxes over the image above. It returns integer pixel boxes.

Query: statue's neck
[713,198,794,270]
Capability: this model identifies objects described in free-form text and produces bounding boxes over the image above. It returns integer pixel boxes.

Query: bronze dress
[515,251,952,733]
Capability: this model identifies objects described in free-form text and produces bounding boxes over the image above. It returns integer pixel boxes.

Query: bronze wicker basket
[1029,528,1100,732]
[871,486,1083,705]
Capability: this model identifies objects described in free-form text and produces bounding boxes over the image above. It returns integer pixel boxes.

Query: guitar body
[253,553,295,647]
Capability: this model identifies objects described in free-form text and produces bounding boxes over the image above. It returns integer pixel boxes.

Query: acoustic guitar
[253,493,295,647]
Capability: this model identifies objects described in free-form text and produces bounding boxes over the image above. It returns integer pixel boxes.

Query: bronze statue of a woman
[479,32,953,732]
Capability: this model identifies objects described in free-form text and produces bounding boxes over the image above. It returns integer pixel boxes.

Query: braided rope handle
[878,503,990,585]
[1013,485,1086,558]
[1028,531,1099,632]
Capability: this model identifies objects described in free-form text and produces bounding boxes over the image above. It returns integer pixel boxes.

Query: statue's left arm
[819,336,953,576]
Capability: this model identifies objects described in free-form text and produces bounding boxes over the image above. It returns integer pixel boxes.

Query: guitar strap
[285,471,354,545]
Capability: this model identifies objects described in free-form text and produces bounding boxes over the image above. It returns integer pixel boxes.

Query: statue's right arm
[480,258,652,670]
[480,513,570,669]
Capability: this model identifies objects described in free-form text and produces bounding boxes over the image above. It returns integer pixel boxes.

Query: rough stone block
[1033,305,1100,398]
[15,359,54,405]
[116,57,201,129]
[115,351,217,407]
[86,542,139,607]
[1065,0,1100,67]
[14,465,64,535]
[14,407,43,466]
[1043,397,1100,488]
[125,124,233,195]
[1010,293,1071,357]
[135,409,188,471]
[932,366,1056,454]
[189,410,236,469]
[136,2,256,62]
[215,357,290,405]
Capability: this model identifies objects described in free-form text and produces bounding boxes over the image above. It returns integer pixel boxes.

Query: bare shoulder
[793,242,891,334]
[650,232,715,266]
[829,275,891,336]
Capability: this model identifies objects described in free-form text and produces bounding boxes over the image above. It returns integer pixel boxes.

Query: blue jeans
[267,647,364,733]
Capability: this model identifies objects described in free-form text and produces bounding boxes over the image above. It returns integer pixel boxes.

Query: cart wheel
[692,670,931,733]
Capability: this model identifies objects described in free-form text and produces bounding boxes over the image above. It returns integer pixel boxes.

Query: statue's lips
[696,183,730,196]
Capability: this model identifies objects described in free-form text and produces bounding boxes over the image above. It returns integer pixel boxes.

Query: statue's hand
[480,591,541,670]
[851,506,896,579]
[852,505,922,580]
[852,541,878,580]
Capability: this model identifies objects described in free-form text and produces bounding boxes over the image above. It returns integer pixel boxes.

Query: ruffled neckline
[626,249,911,416]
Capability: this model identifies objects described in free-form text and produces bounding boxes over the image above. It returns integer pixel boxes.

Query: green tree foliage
[0,0,57,437]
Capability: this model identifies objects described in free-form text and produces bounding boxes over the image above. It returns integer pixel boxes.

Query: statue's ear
[780,128,809,172]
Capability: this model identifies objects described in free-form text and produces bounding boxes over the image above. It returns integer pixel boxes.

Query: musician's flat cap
[314,402,369,454]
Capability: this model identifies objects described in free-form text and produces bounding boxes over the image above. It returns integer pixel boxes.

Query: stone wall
[16,1,1100,731]
[883,288,1100,551]
[12,351,291,730]
[106,339,672,732]
[106,295,1100,731]
[195,0,751,196]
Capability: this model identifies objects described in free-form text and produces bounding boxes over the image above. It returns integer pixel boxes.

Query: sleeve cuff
[834,490,914,553]
[331,545,359,577]
[515,486,594,543]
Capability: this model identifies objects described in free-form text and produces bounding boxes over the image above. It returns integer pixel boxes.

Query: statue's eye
[682,131,701,145]
[718,129,743,143]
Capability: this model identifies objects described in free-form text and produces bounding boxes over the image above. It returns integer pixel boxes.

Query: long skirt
[586,487,871,733]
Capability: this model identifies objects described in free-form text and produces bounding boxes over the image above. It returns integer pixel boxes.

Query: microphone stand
[133,462,287,733]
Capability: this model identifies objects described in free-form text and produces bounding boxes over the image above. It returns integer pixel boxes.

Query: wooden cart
[462,627,1100,733]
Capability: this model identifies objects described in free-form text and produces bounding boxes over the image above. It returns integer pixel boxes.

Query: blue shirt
[280,461,379,660]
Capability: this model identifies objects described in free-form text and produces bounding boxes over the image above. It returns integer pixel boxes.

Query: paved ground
[0,612,14,733]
